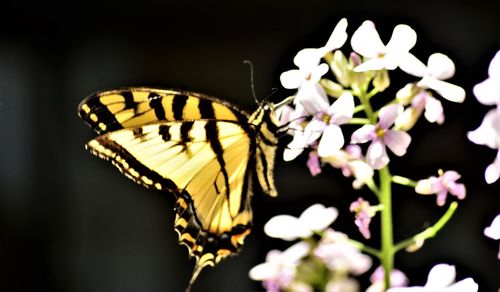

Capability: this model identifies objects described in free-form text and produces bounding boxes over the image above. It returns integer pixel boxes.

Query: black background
[0,0,499,291]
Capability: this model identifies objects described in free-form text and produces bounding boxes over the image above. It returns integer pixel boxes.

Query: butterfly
[78,87,285,290]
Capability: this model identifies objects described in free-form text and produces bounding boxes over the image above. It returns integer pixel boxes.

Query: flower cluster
[251,18,486,291]
[250,204,373,291]
[466,50,500,261]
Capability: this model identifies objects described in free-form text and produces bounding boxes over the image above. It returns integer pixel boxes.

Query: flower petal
[307,151,322,176]
[295,83,330,114]
[304,118,326,144]
[484,214,500,240]
[280,69,306,89]
[283,133,307,161]
[485,151,500,184]
[467,108,500,149]
[328,92,355,124]
[349,160,374,184]
[318,124,345,157]
[424,264,456,288]
[427,53,455,80]
[418,76,465,103]
[473,78,500,106]
[384,130,412,156]
[399,53,427,77]
[424,96,445,124]
[367,140,389,169]
[294,48,322,69]
[379,104,403,129]
[488,50,500,78]
[264,215,311,240]
[351,124,376,144]
[323,18,348,51]
[351,20,385,58]
[353,58,387,72]
[300,204,339,232]
[447,278,479,292]
[386,24,417,54]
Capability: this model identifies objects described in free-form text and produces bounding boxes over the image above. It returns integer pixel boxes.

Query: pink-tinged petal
[379,104,403,129]
[384,129,411,156]
[351,20,385,58]
[323,18,348,51]
[399,52,427,77]
[446,278,479,292]
[300,204,339,232]
[280,241,311,262]
[467,108,500,149]
[450,183,466,200]
[427,53,455,80]
[386,24,417,54]
[280,69,306,89]
[355,215,372,239]
[293,48,322,69]
[353,58,387,72]
[346,144,363,159]
[441,170,461,181]
[473,78,500,106]
[418,76,465,103]
[304,118,326,144]
[485,151,500,184]
[436,189,448,206]
[351,124,376,144]
[307,151,322,176]
[484,214,500,240]
[367,140,390,169]
[318,124,345,157]
[424,96,445,124]
[488,50,500,78]
[424,264,456,288]
[264,215,311,240]
[328,92,355,124]
[276,104,294,125]
[295,83,329,114]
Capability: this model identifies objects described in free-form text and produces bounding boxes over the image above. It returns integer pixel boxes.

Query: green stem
[394,202,458,252]
[392,175,417,188]
[379,166,394,290]
[358,91,376,123]
[346,238,381,258]
[348,118,371,125]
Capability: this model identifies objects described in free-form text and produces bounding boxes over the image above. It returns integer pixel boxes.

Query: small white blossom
[473,50,500,106]
[400,53,465,102]
[264,204,338,241]
[351,20,417,72]
[387,264,478,292]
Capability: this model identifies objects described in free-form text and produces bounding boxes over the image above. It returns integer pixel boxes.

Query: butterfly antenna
[243,60,259,105]
[185,263,204,292]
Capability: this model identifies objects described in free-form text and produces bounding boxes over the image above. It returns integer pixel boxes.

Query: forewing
[78,87,248,134]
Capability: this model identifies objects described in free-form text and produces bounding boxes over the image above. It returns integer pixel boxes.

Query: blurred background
[0,0,499,291]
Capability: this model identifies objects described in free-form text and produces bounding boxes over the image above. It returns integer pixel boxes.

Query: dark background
[0,0,499,291]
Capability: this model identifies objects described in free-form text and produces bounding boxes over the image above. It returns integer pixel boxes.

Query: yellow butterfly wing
[79,87,280,288]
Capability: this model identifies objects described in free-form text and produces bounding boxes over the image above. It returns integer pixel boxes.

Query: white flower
[249,241,310,291]
[387,264,478,292]
[313,229,372,275]
[467,108,500,183]
[280,18,348,91]
[400,53,465,102]
[351,20,417,72]
[303,92,355,157]
[473,49,500,106]
[264,204,338,241]
[484,214,500,259]
[351,104,412,169]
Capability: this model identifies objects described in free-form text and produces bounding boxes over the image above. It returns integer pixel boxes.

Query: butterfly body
[78,88,280,286]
